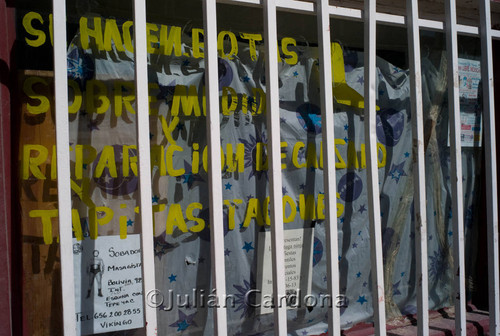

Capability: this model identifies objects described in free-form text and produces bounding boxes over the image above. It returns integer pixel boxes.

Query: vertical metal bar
[132,0,158,334]
[263,0,288,334]
[52,0,77,334]
[406,0,429,335]
[444,0,466,334]
[363,0,387,335]
[479,0,500,334]
[316,1,341,335]
[202,1,229,335]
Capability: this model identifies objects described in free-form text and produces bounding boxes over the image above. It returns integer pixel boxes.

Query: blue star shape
[393,281,402,296]
[293,71,299,77]
[404,152,410,158]
[126,219,134,227]
[358,204,367,214]
[183,172,193,184]
[168,274,177,282]
[389,161,407,183]
[169,310,197,331]
[356,272,361,278]
[176,320,189,331]
[225,183,232,190]
[224,248,231,256]
[182,59,190,66]
[282,187,288,195]
[344,124,349,131]
[176,123,184,131]
[152,195,159,203]
[352,242,358,248]
[153,236,174,260]
[357,295,367,305]
[242,241,254,253]
[242,75,250,82]
[299,183,306,190]
[357,76,364,85]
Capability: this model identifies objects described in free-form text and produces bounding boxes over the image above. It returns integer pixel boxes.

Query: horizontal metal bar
[216,0,500,38]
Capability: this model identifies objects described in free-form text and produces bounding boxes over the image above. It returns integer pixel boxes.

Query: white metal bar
[406,0,429,334]
[52,0,77,334]
[217,0,500,39]
[263,0,288,334]
[203,1,229,335]
[364,1,387,335]
[316,1,341,335]
[444,0,466,334]
[132,0,158,334]
[479,0,500,334]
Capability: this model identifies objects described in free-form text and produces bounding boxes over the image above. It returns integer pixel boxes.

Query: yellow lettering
[283,195,296,223]
[225,143,245,173]
[217,31,238,59]
[166,204,188,234]
[239,33,262,61]
[103,19,124,52]
[23,12,46,47]
[292,142,306,168]
[146,23,159,54]
[281,37,298,65]
[299,194,316,220]
[23,77,50,114]
[68,80,82,113]
[159,25,182,56]
[30,209,58,244]
[75,145,96,180]
[86,80,110,114]
[166,145,185,176]
[23,144,48,180]
[94,145,117,178]
[243,198,264,227]
[80,17,104,50]
[192,28,204,58]
[222,87,238,115]
[171,85,202,117]
[122,21,134,52]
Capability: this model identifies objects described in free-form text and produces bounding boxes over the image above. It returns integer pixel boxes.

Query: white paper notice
[459,58,482,147]
[73,234,144,335]
[256,228,314,315]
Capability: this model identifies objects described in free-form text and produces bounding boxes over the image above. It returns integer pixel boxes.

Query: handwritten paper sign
[73,234,144,335]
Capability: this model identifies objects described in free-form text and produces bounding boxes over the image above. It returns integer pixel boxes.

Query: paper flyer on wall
[72,234,144,335]
[256,228,314,315]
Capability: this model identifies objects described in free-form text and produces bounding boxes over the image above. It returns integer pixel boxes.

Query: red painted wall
[0,1,15,335]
